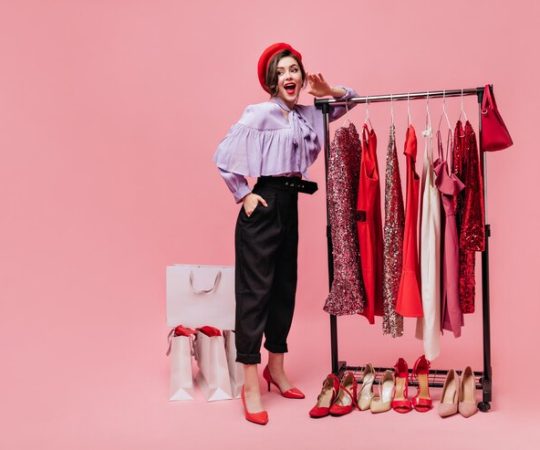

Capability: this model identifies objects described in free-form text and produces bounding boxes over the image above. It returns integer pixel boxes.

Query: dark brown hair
[265,50,307,97]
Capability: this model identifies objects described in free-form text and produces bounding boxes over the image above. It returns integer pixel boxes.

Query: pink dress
[435,130,465,338]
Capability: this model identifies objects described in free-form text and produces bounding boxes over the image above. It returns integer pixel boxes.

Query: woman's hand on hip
[243,193,268,217]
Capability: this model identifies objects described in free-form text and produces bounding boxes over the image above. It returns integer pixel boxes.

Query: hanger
[437,89,452,133]
[344,97,352,126]
[423,91,432,137]
[390,93,395,127]
[364,96,373,130]
[458,87,468,126]
[407,92,412,126]
[435,90,453,169]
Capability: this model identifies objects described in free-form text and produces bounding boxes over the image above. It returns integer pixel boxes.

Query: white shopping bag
[166,264,235,330]
[223,330,244,398]
[193,331,233,401]
[166,330,195,401]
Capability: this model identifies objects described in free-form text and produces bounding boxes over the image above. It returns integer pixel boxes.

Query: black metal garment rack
[314,86,493,412]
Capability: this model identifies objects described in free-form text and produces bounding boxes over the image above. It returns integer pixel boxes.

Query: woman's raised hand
[306,73,332,98]
[243,193,268,217]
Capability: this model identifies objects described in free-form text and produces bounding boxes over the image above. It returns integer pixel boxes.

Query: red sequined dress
[324,123,366,315]
[453,120,485,314]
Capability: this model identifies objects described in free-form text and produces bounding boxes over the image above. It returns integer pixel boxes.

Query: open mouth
[284,83,296,95]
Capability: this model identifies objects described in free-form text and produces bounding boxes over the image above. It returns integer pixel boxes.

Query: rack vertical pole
[478,86,493,411]
[321,103,340,374]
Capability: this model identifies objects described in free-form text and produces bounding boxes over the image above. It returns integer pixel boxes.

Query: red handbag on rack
[480,84,513,151]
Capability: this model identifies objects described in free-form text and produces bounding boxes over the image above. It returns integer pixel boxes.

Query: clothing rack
[314,86,493,412]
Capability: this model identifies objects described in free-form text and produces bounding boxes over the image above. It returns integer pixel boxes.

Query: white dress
[415,124,442,361]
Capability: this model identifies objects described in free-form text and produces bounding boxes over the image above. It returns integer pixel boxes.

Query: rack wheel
[478,401,491,412]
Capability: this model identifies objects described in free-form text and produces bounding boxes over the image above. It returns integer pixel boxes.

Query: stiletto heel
[262,365,305,399]
[329,371,358,416]
[411,355,433,412]
[458,366,478,418]
[241,386,268,425]
[391,358,412,413]
[370,370,395,414]
[309,374,340,418]
[357,363,376,411]
[438,369,459,417]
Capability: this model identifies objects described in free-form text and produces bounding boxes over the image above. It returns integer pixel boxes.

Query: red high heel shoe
[411,355,433,412]
[309,374,340,418]
[241,386,268,426]
[329,371,358,416]
[391,358,412,413]
[262,365,305,399]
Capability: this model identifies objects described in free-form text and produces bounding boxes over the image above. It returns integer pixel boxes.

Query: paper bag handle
[189,270,222,294]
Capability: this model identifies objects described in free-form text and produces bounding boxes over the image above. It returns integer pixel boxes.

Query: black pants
[234,177,299,364]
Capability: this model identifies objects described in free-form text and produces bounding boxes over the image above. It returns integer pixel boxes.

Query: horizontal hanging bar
[314,86,484,108]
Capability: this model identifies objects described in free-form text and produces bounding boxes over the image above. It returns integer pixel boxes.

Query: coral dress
[356,124,384,324]
[396,125,423,317]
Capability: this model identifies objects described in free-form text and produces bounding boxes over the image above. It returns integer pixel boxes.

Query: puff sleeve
[218,168,251,203]
[329,85,359,122]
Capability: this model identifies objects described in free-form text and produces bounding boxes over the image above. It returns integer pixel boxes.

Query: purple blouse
[213,86,359,202]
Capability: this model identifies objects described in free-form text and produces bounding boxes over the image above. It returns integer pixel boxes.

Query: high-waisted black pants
[234,177,299,364]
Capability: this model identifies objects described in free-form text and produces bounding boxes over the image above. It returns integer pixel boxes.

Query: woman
[213,42,358,425]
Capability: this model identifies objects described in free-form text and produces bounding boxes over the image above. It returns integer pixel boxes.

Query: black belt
[256,176,318,195]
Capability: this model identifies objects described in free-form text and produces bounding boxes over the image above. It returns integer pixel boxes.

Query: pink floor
[2,300,538,450]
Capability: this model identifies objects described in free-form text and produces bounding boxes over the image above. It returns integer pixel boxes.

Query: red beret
[257,42,302,93]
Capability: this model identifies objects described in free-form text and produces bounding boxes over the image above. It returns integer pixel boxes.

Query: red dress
[396,125,423,317]
[356,125,384,323]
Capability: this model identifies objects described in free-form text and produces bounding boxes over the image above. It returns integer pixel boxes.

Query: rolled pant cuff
[236,352,261,365]
[264,342,288,353]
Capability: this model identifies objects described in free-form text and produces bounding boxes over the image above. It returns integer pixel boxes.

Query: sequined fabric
[382,125,404,337]
[324,123,366,315]
[453,121,485,314]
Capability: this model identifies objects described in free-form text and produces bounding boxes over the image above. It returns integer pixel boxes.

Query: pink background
[1,1,539,449]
